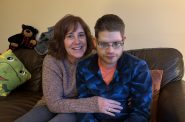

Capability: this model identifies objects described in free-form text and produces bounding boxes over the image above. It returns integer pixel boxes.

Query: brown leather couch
[0,48,184,122]
[0,49,44,122]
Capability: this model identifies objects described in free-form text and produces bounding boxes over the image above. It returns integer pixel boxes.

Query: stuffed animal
[8,24,39,50]
[0,50,31,96]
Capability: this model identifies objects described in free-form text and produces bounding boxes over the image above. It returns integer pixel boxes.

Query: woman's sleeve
[42,56,99,113]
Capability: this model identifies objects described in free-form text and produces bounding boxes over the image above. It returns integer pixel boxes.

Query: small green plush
[0,50,31,96]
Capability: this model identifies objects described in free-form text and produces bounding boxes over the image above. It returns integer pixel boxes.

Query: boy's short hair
[94,14,125,38]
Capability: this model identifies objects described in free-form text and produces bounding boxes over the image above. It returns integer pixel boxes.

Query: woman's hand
[97,97,123,116]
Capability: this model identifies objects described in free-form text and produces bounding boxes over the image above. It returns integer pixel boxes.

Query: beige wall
[0,0,185,79]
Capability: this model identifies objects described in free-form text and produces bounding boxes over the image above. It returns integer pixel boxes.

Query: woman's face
[64,23,87,63]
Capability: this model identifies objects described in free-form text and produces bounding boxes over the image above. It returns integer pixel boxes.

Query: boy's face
[96,31,125,67]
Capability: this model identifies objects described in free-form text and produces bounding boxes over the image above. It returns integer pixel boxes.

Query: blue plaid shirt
[76,52,152,122]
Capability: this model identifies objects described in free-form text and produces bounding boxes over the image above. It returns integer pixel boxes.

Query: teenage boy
[76,14,152,122]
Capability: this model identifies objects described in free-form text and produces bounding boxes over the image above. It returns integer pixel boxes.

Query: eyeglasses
[97,41,124,49]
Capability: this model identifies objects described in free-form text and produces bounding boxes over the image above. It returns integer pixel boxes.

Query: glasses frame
[97,40,124,49]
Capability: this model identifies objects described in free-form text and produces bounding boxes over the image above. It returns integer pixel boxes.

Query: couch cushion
[13,49,45,92]
[150,70,163,122]
[0,88,42,122]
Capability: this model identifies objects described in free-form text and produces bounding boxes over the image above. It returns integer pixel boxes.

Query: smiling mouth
[72,46,83,50]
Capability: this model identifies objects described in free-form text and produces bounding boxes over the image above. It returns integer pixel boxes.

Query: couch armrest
[158,80,185,122]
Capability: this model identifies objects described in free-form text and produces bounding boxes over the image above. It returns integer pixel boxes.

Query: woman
[15,14,122,122]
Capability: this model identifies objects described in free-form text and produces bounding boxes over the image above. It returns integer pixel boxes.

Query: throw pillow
[150,70,163,122]
[0,49,31,96]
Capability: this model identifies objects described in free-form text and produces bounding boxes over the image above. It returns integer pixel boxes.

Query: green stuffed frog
[0,50,31,96]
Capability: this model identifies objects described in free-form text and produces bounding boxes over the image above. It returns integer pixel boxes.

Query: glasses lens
[112,42,124,48]
[98,42,107,48]
[98,41,124,49]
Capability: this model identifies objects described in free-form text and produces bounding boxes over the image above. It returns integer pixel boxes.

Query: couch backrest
[13,49,45,92]
[12,48,184,91]
[126,48,184,88]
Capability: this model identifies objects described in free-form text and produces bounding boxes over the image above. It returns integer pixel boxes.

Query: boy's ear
[92,36,97,48]
[122,36,126,41]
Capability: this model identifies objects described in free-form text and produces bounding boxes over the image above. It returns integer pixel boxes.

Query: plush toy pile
[8,24,39,50]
